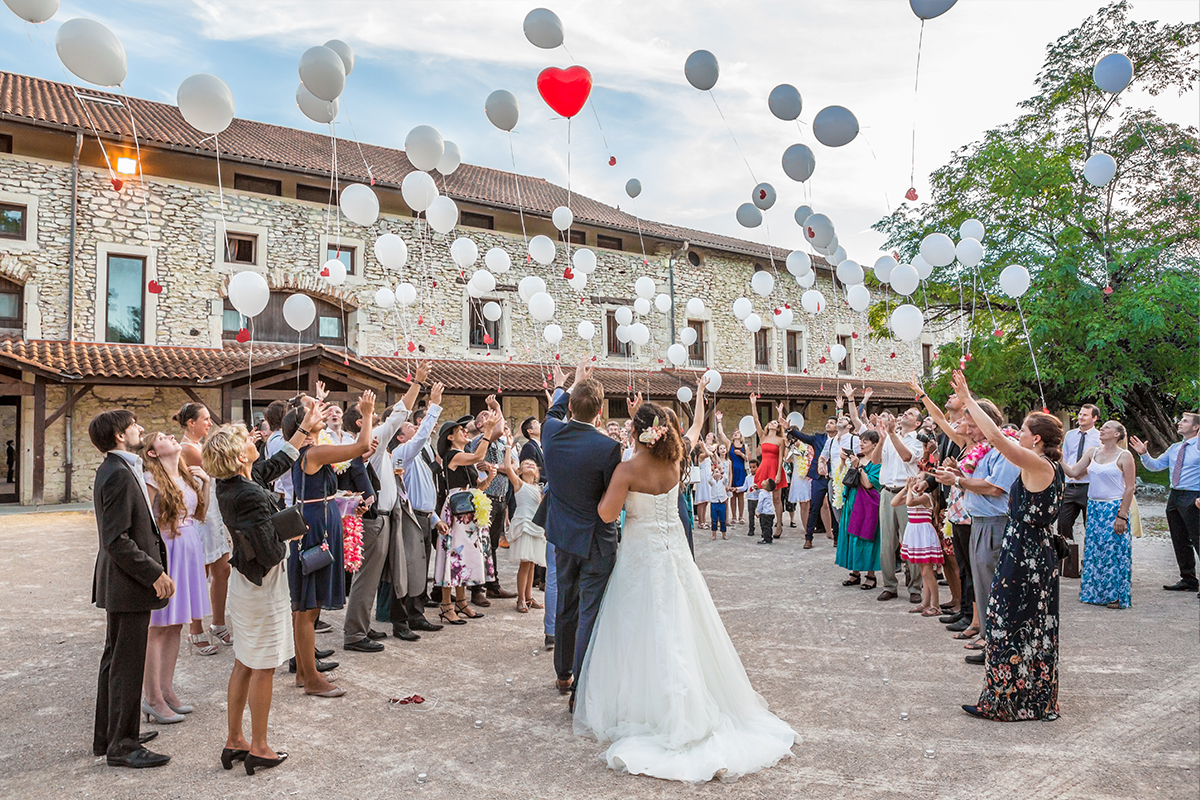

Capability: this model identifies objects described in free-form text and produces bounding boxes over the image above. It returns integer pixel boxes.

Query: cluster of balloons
[296,40,354,124]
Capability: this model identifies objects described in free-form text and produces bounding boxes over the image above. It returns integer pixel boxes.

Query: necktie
[1075,430,1086,462]
[1172,442,1186,488]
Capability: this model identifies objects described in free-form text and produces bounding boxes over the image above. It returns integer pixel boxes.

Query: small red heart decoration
[555,353,561,361]
[485,351,491,357]
[432,280,438,288]
[343,358,349,366]
[111,178,123,192]
[759,189,767,200]
[394,351,400,357]
[542,381,549,389]
[851,332,858,339]
[235,328,250,343]
[418,315,424,325]
[807,226,815,239]
[429,327,438,335]
[892,250,901,261]
[537,65,593,118]
[993,328,1003,337]
[370,177,376,186]
[889,352,897,359]
[905,187,918,201]
[657,358,664,364]
[819,356,826,364]
[746,380,752,387]
[406,372,413,380]
[406,341,416,353]
[483,334,493,345]
[591,355,597,362]
[784,303,791,309]
[1042,406,1050,414]
[320,267,330,277]
[563,267,575,280]
[608,156,616,166]
[773,308,781,315]
[965,353,974,362]
[803,369,808,374]
[147,280,163,294]
[865,366,871,372]
[439,319,445,327]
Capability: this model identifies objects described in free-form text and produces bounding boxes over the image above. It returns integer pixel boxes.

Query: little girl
[502,446,547,613]
[894,474,944,616]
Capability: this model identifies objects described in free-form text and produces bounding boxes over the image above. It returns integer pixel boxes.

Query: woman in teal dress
[836,429,882,590]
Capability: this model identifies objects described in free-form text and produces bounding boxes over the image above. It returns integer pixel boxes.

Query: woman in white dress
[575,402,800,782]
[501,444,547,613]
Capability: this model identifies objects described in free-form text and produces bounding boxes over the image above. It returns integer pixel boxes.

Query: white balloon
[615,325,632,343]
[828,246,848,267]
[686,298,705,317]
[374,233,407,269]
[401,170,439,213]
[795,270,816,288]
[625,178,642,198]
[873,255,897,282]
[395,282,417,307]
[732,297,753,320]
[955,237,984,268]
[528,235,556,265]
[227,271,269,317]
[485,247,511,273]
[913,254,934,280]
[633,297,651,315]
[469,269,495,293]
[528,291,556,322]
[738,416,757,438]
[629,322,651,346]
[4,0,59,23]
[466,282,484,299]
[999,264,1031,298]
[523,7,564,48]
[177,74,234,135]
[426,196,459,234]
[374,286,396,309]
[782,143,816,182]
[437,140,462,175]
[836,259,864,285]
[322,258,346,286]
[751,270,775,297]
[484,89,520,132]
[910,0,958,20]
[804,213,835,248]
[634,276,656,300]
[667,343,688,366]
[829,343,847,364]
[1083,152,1117,187]
[752,183,777,210]
[572,248,597,274]
[614,306,633,326]
[518,276,546,303]
[482,301,502,321]
[55,18,127,87]
[890,303,925,342]
[847,284,871,312]
[677,386,693,403]
[684,49,720,91]
[405,125,445,172]
[800,289,826,314]
[569,269,589,292]
[283,293,317,332]
[786,250,812,276]
[552,205,574,231]
[773,307,794,328]
[794,205,814,226]
[298,45,345,102]
[451,237,480,268]
[736,203,763,228]
[890,263,920,296]
[743,312,762,332]
[959,218,985,242]
[702,369,723,393]
[296,83,338,124]
[679,327,698,346]
[340,183,379,226]
[543,323,563,345]
[768,84,802,121]
[787,411,805,430]
[1093,52,1134,94]
[322,39,354,76]
[920,232,956,268]
[654,293,672,313]
[812,105,859,147]
[577,320,596,341]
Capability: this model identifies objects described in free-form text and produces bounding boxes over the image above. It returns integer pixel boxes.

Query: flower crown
[638,416,667,445]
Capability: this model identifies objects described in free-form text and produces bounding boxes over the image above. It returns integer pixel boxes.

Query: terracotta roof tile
[0,338,295,381]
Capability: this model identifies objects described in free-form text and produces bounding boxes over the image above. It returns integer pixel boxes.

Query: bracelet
[1117,515,1128,522]
[917,392,927,400]
[298,427,310,436]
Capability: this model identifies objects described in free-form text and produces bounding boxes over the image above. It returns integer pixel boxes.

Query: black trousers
[93,609,151,758]
[759,513,776,543]
[747,497,758,535]
[951,522,973,614]
[1057,482,1090,540]
[553,536,617,682]
[807,477,834,543]
[1166,489,1200,586]
[484,494,507,591]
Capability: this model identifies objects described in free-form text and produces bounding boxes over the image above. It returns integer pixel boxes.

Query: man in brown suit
[89,409,175,768]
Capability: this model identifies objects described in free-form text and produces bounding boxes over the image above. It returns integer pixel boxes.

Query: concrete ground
[0,508,1196,800]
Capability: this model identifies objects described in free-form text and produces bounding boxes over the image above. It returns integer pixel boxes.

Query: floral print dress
[978,459,1063,721]
[433,449,495,588]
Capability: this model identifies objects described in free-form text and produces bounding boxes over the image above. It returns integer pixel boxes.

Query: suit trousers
[1166,489,1200,586]
[747,497,758,536]
[93,609,151,758]
[403,510,433,600]
[485,494,507,591]
[1057,482,1089,541]
[970,515,1008,638]
[879,490,919,594]
[952,522,974,614]
[344,515,388,644]
[553,535,616,682]
[806,477,831,542]
[544,541,557,636]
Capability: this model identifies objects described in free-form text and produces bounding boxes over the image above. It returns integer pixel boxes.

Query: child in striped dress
[894,474,944,617]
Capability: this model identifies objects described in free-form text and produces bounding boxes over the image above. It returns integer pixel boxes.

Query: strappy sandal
[209,624,233,646]
[455,600,483,619]
[438,603,466,626]
[861,577,877,590]
[516,600,529,613]
[842,575,862,586]
[953,627,980,640]
[188,633,218,656]
[965,638,986,651]
[528,597,544,609]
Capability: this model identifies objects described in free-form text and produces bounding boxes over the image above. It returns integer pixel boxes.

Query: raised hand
[1128,436,1148,455]
[552,362,568,389]
[358,389,376,419]
[414,360,431,384]
[486,393,500,411]
[430,381,444,406]
[315,380,330,402]
[907,372,922,394]
[862,386,874,401]
[574,353,594,385]
[627,392,643,418]
[950,370,970,401]
[842,383,855,399]
[188,465,209,484]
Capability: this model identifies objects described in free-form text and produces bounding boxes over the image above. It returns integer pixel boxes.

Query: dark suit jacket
[790,430,829,480]
[92,453,168,613]
[519,438,545,481]
[534,387,621,560]
[215,447,297,586]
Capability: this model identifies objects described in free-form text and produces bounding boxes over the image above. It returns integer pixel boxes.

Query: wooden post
[32,376,45,506]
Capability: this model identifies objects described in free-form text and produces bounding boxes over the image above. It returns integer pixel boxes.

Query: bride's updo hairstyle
[632,402,683,465]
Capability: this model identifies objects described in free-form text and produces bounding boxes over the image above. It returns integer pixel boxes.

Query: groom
[534,355,621,709]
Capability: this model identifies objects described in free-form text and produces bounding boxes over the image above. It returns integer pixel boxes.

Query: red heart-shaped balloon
[905,187,918,201]
[111,178,123,192]
[537,65,593,118]
[147,280,163,294]
[406,341,416,353]
[483,333,493,345]
[235,328,250,343]
[563,267,575,280]
[608,156,616,166]
[320,267,330,277]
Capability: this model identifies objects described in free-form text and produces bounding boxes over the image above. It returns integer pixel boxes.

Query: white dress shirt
[396,405,444,514]
[366,399,416,513]
[1062,427,1101,484]
[265,430,292,505]
[875,427,922,489]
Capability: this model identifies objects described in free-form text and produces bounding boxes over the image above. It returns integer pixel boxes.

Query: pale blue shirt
[396,404,443,514]
[1140,435,1199,491]
[964,446,1021,518]
[265,430,292,505]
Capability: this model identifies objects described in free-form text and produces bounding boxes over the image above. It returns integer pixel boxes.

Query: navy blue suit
[791,429,833,542]
[533,387,621,683]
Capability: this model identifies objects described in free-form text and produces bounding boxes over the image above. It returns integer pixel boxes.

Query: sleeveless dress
[183,442,231,565]
[286,450,346,612]
[788,447,812,503]
[1079,456,1130,608]
[433,449,494,588]
[507,481,547,567]
[900,505,943,564]
[977,461,1063,721]
[144,473,210,626]
[754,442,788,491]
[694,459,712,504]
[729,447,748,492]
[574,487,800,782]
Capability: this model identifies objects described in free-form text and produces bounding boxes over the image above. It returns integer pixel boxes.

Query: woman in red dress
[750,395,789,541]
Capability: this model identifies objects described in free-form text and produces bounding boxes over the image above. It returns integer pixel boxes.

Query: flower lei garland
[342,514,363,572]
[830,459,848,509]
[795,446,812,477]
[471,489,492,529]
[318,429,352,474]
[958,429,1020,475]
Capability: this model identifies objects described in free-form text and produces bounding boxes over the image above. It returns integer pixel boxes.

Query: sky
[1,0,1196,266]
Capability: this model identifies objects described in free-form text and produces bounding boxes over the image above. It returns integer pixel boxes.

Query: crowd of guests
[86,360,1199,768]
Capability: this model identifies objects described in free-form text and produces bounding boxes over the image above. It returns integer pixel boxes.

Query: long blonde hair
[138,432,206,536]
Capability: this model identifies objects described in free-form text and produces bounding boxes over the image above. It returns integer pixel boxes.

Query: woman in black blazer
[204,399,320,776]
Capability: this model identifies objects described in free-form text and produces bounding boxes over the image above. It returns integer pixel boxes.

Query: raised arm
[399,361,431,417]
[951,371,1053,487]
[843,384,865,433]
[909,372,968,448]
[682,373,709,448]
[501,438,521,486]
[714,410,731,449]
[1060,446,1095,479]
[749,394,766,439]
[303,390,376,473]
[449,412,502,469]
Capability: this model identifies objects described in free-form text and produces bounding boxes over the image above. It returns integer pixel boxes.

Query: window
[469,301,502,349]
[296,183,334,204]
[786,330,804,373]
[559,229,586,245]
[922,343,933,377]
[105,254,145,343]
[222,293,345,346]
[596,234,623,251]
[460,211,495,230]
[753,263,766,272]
[687,250,701,267]
[837,334,852,375]
[233,174,281,196]
[607,398,627,420]
[0,202,26,241]
[754,327,771,370]
[0,133,12,154]
[606,309,631,358]
[224,232,257,265]
[469,395,489,417]
[222,307,241,333]
[318,316,341,338]
[0,277,21,330]
[687,320,706,367]
[326,244,356,275]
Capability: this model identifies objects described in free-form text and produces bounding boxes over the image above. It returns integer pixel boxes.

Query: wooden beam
[0,379,35,396]
[230,388,364,402]
[181,386,221,424]
[32,376,44,505]
[44,384,94,429]
[220,384,232,424]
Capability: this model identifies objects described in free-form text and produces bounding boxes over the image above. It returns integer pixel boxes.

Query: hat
[437,415,475,458]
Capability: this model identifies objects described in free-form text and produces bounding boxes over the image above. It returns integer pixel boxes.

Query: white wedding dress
[573,487,800,782]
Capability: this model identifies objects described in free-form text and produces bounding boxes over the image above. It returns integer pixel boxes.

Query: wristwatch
[954,476,961,488]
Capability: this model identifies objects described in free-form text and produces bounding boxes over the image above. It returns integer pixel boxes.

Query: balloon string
[1015,297,1047,411]
[117,88,154,246]
[507,133,529,245]
[971,261,999,331]
[909,19,925,190]
[248,316,254,409]
[338,95,376,185]
[212,132,228,250]
[856,132,893,214]
[708,90,758,184]
[562,42,614,160]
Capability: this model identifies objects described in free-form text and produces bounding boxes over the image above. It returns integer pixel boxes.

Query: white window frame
[460,293,511,353]
[0,189,38,253]
[214,221,268,273]
[94,242,158,345]
[319,233,366,286]
[784,325,808,374]
[684,317,709,368]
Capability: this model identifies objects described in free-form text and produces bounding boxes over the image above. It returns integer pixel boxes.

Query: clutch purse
[298,541,334,575]
[841,465,861,489]
[448,490,475,517]
[271,503,308,542]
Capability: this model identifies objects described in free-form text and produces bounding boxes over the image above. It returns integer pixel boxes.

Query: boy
[756,478,777,544]
[709,463,730,539]
[746,458,761,537]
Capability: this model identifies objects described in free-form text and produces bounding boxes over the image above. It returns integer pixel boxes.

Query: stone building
[0,71,938,504]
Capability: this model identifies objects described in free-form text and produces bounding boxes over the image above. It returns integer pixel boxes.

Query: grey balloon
[812,105,859,148]
[485,89,520,132]
[323,39,354,77]
[625,178,642,199]
[298,45,346,102]
[684,49,719,91]
[523,8,564,49]
[909,0,958,19]
[296,82,338,124]
[736,202,762,229]
[794,204,813,226]
[781,143,816,182]
[752,182,776,211]
[768,84,802,121]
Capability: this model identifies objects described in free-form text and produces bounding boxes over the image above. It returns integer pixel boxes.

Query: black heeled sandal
[244,752,288,776]
[220,747,249,770]
[455,600,483,619]
[438,603,467,626]
[861,577,878,590]
[842,575,861,586]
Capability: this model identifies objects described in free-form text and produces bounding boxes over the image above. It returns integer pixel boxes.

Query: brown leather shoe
[471,590,492,608]
[802,541,813,549]
[555,677,573,694]
[877,590,898,601]
[487,585,517,599]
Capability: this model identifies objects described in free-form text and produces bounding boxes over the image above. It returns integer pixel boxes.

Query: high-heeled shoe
[141,700,184,724]
[438,603,467,626]
[220,747,249,770]
[166,701,193,714]
[455,600,483,619]
[188,632,218,656]
[244,751,288,775]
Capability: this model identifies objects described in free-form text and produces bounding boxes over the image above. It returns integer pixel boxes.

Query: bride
[573,402,800,782]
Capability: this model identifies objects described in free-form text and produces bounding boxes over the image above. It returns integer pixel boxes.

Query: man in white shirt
[1058,404,1101,542]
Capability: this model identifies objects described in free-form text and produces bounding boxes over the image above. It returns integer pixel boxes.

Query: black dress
[978,459,1063,721]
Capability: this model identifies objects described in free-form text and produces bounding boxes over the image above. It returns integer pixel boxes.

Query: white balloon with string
[573,248,597,274]
[959,219,985,241]
[836,260,864,285]
[437,141,462,175]
[518,276,546,302]
[847,284,871,312]
[568,271,588,292]
[920,232,956,268]
[469,269,495,293]
[686,298,705,317]
[677,386,693,403]
[732,297,753,320]
[890,304,925,342]
[485,247,511,273]
[552,206,574,231]
[577,320,595,341]
[283,293,316,332]
[750,271,774,297]
[955,238,984,268]
[451,238,479,268]
[227,271,269,317]
[912,254,934,280]
[405,125,444,172]
[426,196,458,235]
[483,301,502,322]
[679,327,698,346]
[999,265,1030,298]
[738,416,757,438]
[800,289,825,314]
[634,276,656,300]
[615,325,632,344]
[543,324,563,345]
[703,369,723,393]
[529,235,556,265]
[633,297,651,316]
[340,183,379,226]
[629,323,651,346]
[667,343,687,366]
[795,271,816,288]
[374,286,395,309]
[528,291,556,322]
[743,313,762,333]
[873,255,896,282]
[401,171,438,213]
[829,343,847,364]
[395,283,417,307]
[374,233,407,270]
[322,258,346,286]
[786,250,811,276]
[890,263,920,295]
[773,307,794,328]
[615,306,633,326]
[654,293,671,313]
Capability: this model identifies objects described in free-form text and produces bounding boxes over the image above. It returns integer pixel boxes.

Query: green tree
[872,1,1198,450]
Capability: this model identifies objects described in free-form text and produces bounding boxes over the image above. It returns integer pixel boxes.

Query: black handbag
[271,503,308,542]
[293,452,334,575]
[842,465,861,489]
[448,489,475,517]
